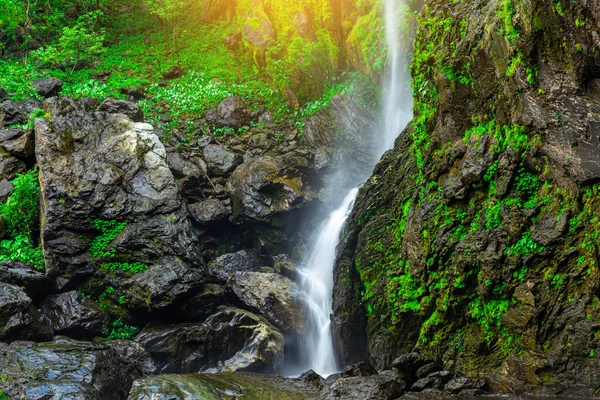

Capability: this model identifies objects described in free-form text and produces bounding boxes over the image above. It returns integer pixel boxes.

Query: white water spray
[293,0,413,377]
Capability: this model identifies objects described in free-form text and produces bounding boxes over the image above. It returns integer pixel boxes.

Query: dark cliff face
[334,0,600,396]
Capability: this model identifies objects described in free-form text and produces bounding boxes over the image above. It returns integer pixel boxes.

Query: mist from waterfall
[288,0,413,377]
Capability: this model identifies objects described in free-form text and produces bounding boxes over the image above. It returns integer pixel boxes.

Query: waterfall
[290,0,413,377]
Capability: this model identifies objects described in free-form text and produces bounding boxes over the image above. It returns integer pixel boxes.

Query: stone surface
[0,282,53,342]
[135,307,284,374]
[178,284,228,321]
[97,97,144,122]
[203,144,242,177]
[205,96,252,130]
[0,128,35,159]
[125,257,203,311]
[0,337,151,399]
[0,148,25,181]
[40,291,110,338]
[321,373,405,400]
[188,198,229,224]
[230,271,305,333]
[128,372,320,400]
[227,156,317,225]
[32,77,63,98]
[36,97,202,289]
[207,249,266,281]
[0,99,41,127]
[0,260,49,299]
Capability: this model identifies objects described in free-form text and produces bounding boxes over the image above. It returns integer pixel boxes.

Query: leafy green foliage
[0,169,43,270]
[89,219,126,259]
[505,230,545,256]
[31,11,106,94]
[0,170,40,238]
[0,235,45,270]
[102,318,140,340]
[105,261,148,274]
[469,298,510,341]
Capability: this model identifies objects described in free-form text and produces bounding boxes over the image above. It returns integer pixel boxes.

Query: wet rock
[97,97,144,122]
[531,213,569,246]
[120,87,146,101]
[227,156,317,225]
[125,257,203,311]
[0,99,41,126]
[393,352,430,373]
[444,377,487,394]
[410,377,443,392]
[136,307,284,374]
[189,198,229,224]
[128,372,320,399]
[321,373,405,400]
[416,362,442,378]
[32,77,63,98]
[0,282,53,342]
[105,339,157,377]
[167,151,207,179]
[205,96,252,130]
[341,361,378,377]
[40,291,110,338]
[36,97,202,289]
[230,271,305,333]
[0,337,149,399]
[207,249,266,281]
[299,369,325,390]
[0,148,25,181]
[0,260,48,298]
[166,151,207,198]
[0,128,35,159]
[427,370,453,383]
[203,144,242,176]
[178,284,228,321]
[273,253,298,280]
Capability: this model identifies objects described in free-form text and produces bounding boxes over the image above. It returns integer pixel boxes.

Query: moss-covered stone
[333,0,600,396]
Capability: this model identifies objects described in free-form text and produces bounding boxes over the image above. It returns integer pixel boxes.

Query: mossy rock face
[127,372,320,400]
[333,0,600,396]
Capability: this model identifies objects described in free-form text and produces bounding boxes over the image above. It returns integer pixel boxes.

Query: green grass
[0,170,44,270]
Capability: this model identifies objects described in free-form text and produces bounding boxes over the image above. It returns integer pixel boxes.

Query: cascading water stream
[291,0,413,377]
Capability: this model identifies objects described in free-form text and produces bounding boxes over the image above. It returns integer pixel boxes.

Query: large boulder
[230,271,305,333]
[188,198,229,224]
[226,156,318,225]
[40,291,110,338]
[203,144,243,177]
[0,147,25,181]
[128,372,320,400]
[321,373,405,400]
[0,128,35,159]
[124,256,203,311]
[35,97,203,289]
[97,98,144,122]
[178,283,228,321]
[0,99,41,127]
[32,77,63,98]
[0,282,53,342]
[135,307,284,374]
[204,96,252,130]
[0,337,152,399]
[207,249,266,281]
[0,260,49,300]
[166,151,207,199]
